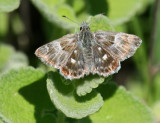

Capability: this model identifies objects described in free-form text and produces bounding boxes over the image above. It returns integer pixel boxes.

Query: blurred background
[0,0,160,122]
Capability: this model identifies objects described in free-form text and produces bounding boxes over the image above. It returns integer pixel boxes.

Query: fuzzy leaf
[0,44,28,73]
[0,0,20,12]
[75,75,104,96]
[126,79,146,100]
[0,113,12,123]
[47,72,104,119]
[107,0,152,25]
[31,0,76,29]
[0,44,13,70]
[152,101,160,123]
[0,67,56,123]
[87,14,115,32]
[89,82,154,123]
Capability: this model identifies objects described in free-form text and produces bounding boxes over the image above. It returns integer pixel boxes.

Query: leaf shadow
[86,0,109,15]
[67,116,91,123]
[47,71,74,95]
[18,74,56,123]
[66,0,109,16]
[48,71,99,102]
[97,81,118,100]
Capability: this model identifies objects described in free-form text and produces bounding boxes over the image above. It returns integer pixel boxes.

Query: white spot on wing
[45,45,49,53]
[102,54,107,60]
[74,50,77,54]
[71,58,76,64]
[78,61,80,65]
[54,41,62,50]
[99,58,101,62]
[98,47,102,51]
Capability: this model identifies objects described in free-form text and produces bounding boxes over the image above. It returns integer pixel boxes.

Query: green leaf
[89,82,154,123]
[87,14,115,32]
[11,13,25,35]
[152,72,160,102]
[31,0,76,29]
[75,75,104,96]
[126,79,146,100]
[0,67,56,123]
[0,113,12,123]
[0,44,28,73]
[152,101,160,123]
[71,0,89,22]
[107,0,151,25]
[0,0,20,12]
[47,72,104,119]
[0,13,9,37]
[0,44,13,70]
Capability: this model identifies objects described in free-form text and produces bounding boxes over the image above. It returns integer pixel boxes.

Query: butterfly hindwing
[95,31,142,61]
[92,43,120,77]
[60,45,86,79]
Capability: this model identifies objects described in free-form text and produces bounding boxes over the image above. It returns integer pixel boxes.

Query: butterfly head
[80,22,90,32]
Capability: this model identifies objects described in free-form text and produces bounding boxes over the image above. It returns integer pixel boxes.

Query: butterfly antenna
[62,15,79,25]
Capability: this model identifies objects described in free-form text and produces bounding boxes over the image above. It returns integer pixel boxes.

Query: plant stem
[149,0,160,65]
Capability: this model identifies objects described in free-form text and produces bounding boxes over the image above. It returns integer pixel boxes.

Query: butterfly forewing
[35,34,77,69]
[95,31,142,61]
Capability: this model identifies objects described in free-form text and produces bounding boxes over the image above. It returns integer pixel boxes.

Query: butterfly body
[79,26,94,72]
[35,22,142,80]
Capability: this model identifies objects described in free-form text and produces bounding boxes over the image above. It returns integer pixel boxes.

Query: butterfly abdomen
[82,40,93,71]
[79,31,94,71]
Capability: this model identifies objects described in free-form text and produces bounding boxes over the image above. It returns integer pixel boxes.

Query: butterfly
[35,18,142,80]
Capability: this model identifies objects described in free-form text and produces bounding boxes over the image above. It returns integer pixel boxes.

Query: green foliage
[153,72,160,102]
[47,72,104,119]
[75,75,105,96]
[30,0,152,29]
[152,0,160,65]
[0,44,12,70]
[0,0,20,12]
[0,67,56,123]
[87,15,115,32]
[0,44,28,73]
[0,13,8,37]
[90,83,154,123]
[31,0,77,29]
[107,0,152,25]
[0,0,159,122]
[152,101,160,123]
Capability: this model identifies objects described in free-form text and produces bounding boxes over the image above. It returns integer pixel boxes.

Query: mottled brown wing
[60,45,86,80]
[35,34,77,69]
[92,43,120,77]
[94,31,142,61]
[35,34,86,80]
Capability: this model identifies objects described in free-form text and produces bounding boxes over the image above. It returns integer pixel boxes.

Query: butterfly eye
[80,27,82,31]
